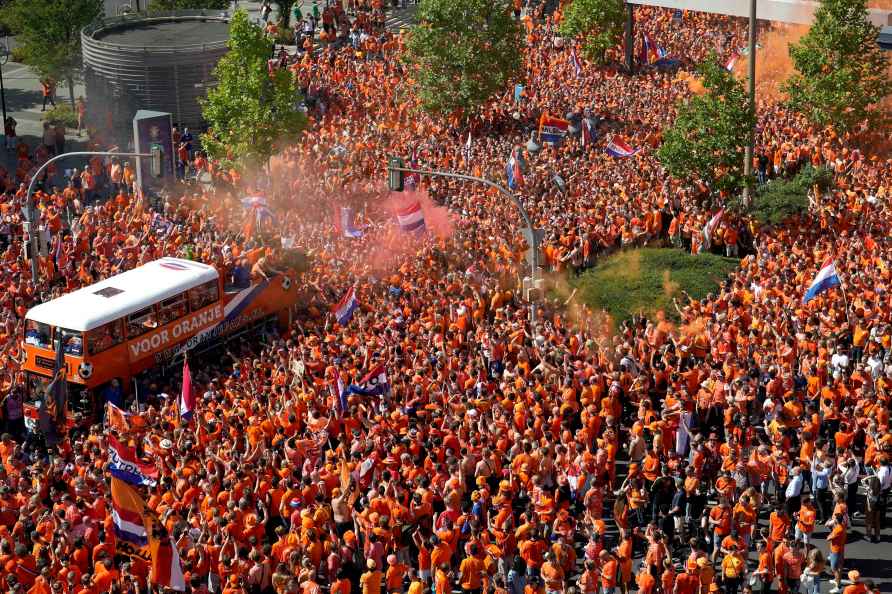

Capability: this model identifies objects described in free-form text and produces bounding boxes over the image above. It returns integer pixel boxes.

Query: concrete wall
[627,0,892,27]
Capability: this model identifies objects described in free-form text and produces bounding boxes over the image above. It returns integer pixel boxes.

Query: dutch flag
[606,136,639,157]
[506,152,524,190]
[803,258,842,304]
[724,52,739,72]
[333,286,359,326]
[570,47,582,77]
[340,207,363,239]
[397,201,426,234]
[179,358,194,422]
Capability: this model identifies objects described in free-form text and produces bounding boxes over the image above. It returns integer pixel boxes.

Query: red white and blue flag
[345,364,390,397]
[581,118,595,149]
[146,514,186,591]
[179,359,194,422]
[640,33,668,65]
[606,136,639,157]
[803,258,842,304]
[570,47,582,77]
[331,368,348,414]
[108,435,159,487]
[332,286,359,326]
[397,201,426,234]
[506,152,525,190]
[724,51,739,72]
[702,208,724,249]
[340,207,363,239]
[111,477,149,546]
[538,113,570,144]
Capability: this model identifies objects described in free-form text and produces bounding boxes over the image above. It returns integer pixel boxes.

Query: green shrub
[10,46,26,63]
[570,248,739,325]
[43,104,78,128]
[731,165,833,226]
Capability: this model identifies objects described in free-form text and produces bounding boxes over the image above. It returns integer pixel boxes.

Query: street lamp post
[24,151,152,284]
[386,164,541,327]
[742,0,757,204]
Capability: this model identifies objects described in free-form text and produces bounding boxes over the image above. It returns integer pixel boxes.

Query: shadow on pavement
[2,87,43,113]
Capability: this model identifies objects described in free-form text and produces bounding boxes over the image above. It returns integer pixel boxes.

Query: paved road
[0,56,89,183]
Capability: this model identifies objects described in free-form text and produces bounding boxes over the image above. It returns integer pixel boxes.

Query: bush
[43,104,78,129]
[10,46,26,63]
[732,165,833,225]
[570,248,739,325]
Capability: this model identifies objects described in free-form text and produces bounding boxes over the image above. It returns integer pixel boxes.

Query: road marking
[1,65,31,78]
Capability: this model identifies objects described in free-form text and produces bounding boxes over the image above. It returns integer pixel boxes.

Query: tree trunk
[67,76,76,109]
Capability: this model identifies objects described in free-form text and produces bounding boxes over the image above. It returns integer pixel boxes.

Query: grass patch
[570,248,739,325]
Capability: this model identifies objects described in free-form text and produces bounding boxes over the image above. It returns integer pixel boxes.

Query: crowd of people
[0,2,890,594]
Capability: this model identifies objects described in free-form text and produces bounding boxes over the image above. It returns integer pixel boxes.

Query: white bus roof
[25,258,219,332]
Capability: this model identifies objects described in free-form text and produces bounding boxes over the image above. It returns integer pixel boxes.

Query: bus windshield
[24,320,53,349]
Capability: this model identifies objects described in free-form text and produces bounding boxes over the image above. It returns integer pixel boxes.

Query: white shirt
[839,461,860,485]
[878,465,892,491]
[785,473,804,498]
[831,352,850,374]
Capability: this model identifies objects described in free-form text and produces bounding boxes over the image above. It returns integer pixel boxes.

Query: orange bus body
[21,270,297,425]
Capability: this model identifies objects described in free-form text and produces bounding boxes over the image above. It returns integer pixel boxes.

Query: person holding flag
[803,258,842,304]
[179,355,194,423]
[506,148,525,190]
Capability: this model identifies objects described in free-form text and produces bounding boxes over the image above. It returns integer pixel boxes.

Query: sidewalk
[0,59,89,186]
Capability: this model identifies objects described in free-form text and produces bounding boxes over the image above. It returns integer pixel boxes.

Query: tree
[783,0,891,132]
[200,10,307,172]
[0,0,102,107]
[271,0,297,30]
[148,0,230,10]
[730,165,833,225]
[558,0,625,63]
[404,0,522,117]
[657,55,756,196]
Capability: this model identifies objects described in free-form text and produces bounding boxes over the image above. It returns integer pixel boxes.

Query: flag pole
[132,378,140,414]
[836,264,853,328]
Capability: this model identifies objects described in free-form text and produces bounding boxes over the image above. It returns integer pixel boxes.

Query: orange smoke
[733,23,808,102]
[676,71,706,96]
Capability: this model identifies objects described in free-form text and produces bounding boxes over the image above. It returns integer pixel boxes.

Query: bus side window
[189,280,219,311]
[88,320,124,355]
[126,307,158,338]
[60,329,84,356]
[24,320,53,349]
[158,293,189,325]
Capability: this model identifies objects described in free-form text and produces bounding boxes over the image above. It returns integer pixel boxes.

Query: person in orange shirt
[434,564,451,594]
[459,546,485,594]
[600,550,619,594]
[385,554,408,594]
[637,567,657,594]
[827,512,847,586]
[540,552,565,594]
[795,495,817,547]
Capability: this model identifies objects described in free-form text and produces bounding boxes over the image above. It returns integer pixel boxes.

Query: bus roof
[25,258,219,332]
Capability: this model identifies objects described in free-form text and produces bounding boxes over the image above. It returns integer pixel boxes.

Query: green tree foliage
[657,54,756,195]
[200,10,307,171]
[148,0,229,9]
[272,0,297,29]
[0,0,102,107]
[784,0,891,132]
[570,248,739,326]
[558,0,624,63]
[731,166,833,225]
[405,0,522,117]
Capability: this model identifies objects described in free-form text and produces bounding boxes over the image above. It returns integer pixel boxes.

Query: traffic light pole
[24,151,151,284]
[386,165,541,327]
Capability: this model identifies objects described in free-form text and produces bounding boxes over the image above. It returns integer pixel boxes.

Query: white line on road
[1,65,31,78]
